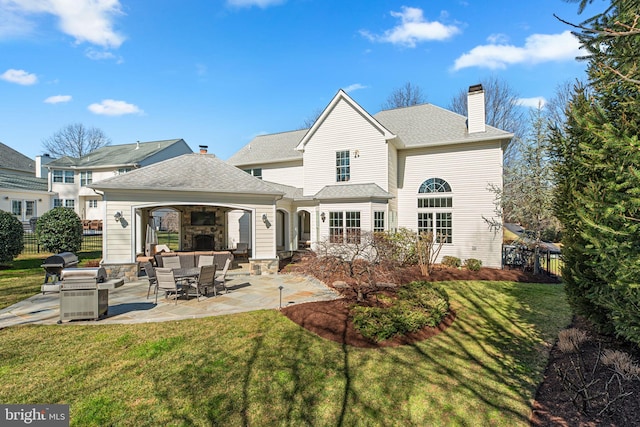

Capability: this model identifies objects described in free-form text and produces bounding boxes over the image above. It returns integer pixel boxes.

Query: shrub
[36,208,83,253]
[373,228,418,266]
[464,258,482,271]
[0,210,24,263]
[441,256,461,268]
[351,281,449,342]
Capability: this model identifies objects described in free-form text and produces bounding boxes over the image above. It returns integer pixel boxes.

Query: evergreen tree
[553,0,640,345]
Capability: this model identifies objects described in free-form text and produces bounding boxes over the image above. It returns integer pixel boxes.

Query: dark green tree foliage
[553,1,640,345]
[36,208,83,254]
[0,210,24,263]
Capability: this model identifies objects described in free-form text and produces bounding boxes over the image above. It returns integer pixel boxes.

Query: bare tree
[381,82,427,110]
[448,76,525,165]
[42,123,111,158]
[299,107,324,130]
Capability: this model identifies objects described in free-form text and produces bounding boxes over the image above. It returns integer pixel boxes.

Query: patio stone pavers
[0,273,340,328]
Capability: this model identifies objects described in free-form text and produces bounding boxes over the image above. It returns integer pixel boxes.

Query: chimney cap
[468,84,483,93]
[199,145,208,154]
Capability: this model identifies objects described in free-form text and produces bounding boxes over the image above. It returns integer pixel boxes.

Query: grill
[58,267,124,323]
[41,252,79,283]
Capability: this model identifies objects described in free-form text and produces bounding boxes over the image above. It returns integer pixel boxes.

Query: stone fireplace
[181,206,227,250]
[193,234,214,251]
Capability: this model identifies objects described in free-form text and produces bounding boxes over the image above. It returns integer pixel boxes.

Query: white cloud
[486,33,509,44]
[88,99,143,116]
[0,0,125,48]
[344,83,367,93]
[453,30,581,70]
[517,97,546,108]
[44,94,72,104]
[227,0,285,8]
[1,68,37,85]
[360,6,460,47]
[85,48,117,60]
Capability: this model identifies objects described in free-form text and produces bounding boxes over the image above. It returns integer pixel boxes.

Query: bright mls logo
[1,405,69,426]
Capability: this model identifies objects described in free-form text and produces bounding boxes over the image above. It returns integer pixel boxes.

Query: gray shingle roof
[0,143,35,174]
[90,153,285,196]
[264,181,310,201]
[374,103,513,148]
[0,172,48,192]
[46,139,190,168]
[314,183,392,200]
[227,99,513,167]
[226,130,306,167]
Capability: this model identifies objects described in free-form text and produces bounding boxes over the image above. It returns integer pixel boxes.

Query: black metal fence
[22,232,103,255]
[502,244,562,277]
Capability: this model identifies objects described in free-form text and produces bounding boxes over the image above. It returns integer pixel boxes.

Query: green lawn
[0,274,570,426]
[0,252,103,310]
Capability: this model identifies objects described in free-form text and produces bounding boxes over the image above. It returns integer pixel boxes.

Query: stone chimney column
[467,84,486,134]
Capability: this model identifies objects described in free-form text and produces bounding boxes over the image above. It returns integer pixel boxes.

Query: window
[11,200,22,216]
[345,211,361,243]
[336,150,350,182]
[25,201,34,216]
[117,168,131,175]
[329,211,361,244]
[418,177,451,193]
[374,211,385,232]
[53,170,74,183]
[80,171,93,186]
[329,212,343,243]
[54,199,75,209]
[417,178,453,244]
[243,168,263,179]
[88,199,98,208]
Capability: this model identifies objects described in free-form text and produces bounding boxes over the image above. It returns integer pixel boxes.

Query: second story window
[80,171,93,186]
[117,168,131,175]
[243,168,263,179]
[53,170,74,183]
[336,150,350,182]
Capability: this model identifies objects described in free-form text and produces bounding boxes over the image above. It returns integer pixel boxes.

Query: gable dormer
[297,90,396,197]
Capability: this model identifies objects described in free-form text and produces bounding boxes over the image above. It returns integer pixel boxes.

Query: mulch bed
[280,260,640,426]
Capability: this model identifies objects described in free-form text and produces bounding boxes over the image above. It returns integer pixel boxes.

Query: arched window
[418,177,451,193]
[417,178,452,243]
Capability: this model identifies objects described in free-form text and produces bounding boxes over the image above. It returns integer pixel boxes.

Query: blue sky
[1,0,593,161]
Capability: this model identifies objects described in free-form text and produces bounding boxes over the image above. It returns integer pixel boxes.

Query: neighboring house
[91,85,512,280]
[0,142,54,225]
[228,85,513,267]
[46,139,192,220]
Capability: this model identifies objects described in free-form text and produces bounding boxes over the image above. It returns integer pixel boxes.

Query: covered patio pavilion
[89,152,291,280]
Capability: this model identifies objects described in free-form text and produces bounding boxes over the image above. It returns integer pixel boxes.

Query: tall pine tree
[553,0,640,345]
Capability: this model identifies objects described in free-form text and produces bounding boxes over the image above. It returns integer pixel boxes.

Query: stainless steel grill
[41,252,79,284]
[58,267,124,323]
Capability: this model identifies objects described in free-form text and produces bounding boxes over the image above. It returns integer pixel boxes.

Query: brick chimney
[467,84,486,134]
[199,145,208,154]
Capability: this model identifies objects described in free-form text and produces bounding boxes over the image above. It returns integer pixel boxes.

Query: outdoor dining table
[171,267,200,281]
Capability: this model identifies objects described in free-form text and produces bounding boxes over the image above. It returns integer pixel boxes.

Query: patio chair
[197,255,215,268]
[142,261,157,299]
[155,268,184,305]
[162,256,181,269]
[186,264,216,301]
[232,243,249,260]
[213,257,232,295]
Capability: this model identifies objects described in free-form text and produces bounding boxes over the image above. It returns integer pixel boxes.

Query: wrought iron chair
[142,261,157,299]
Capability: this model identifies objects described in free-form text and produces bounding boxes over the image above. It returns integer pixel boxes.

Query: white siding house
[228,85,513,267]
